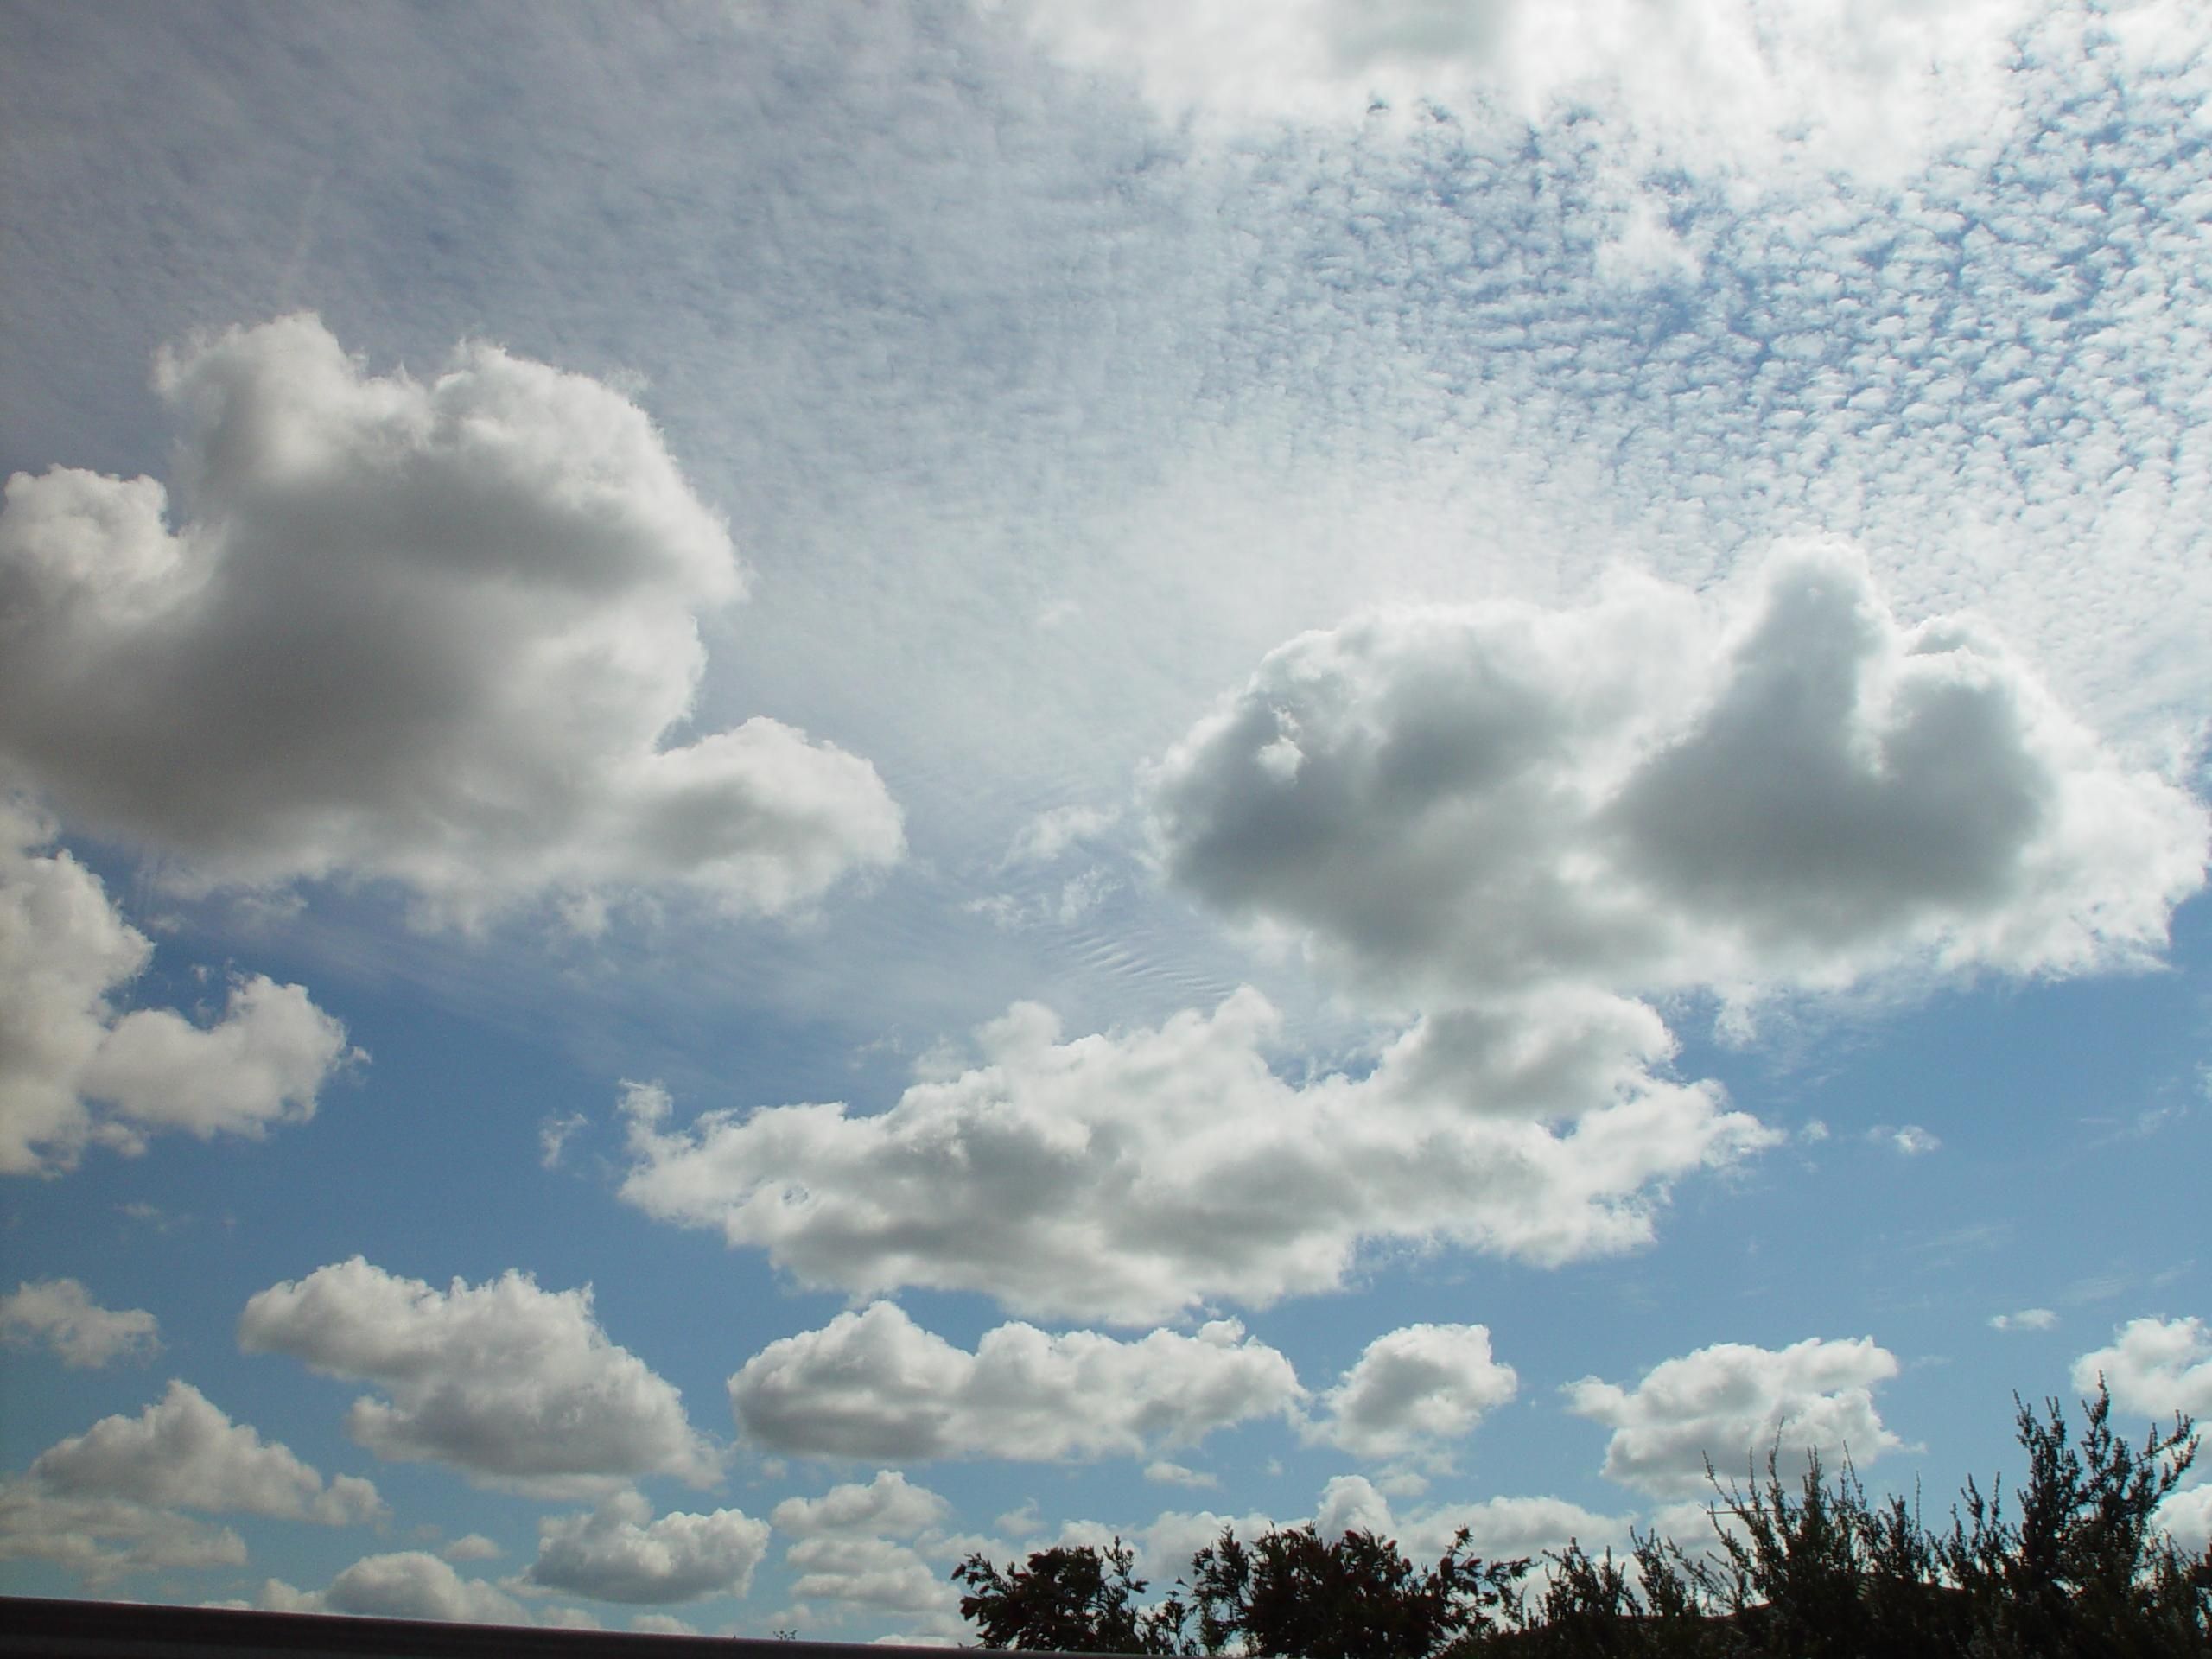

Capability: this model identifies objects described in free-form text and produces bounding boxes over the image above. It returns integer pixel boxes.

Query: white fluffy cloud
[772,1471,951,1540]
[523,1491,771,1605]
[2072,1316,2212,1418]
[0,315,901,924]
[262,1551,531,1625]
[0,1484,245,1584]
[1,1279,158,1367]
[1567,1337,1902,1498]
[784,1534,964,1624]
[1306,1324,1517,1466]
[729,1301,1301,1460]
[768,1473,964,1637]
[1009,1,2209,186]
[1306,1472,1627,1565]
[238,1257,719,1495]
[0,802,356,1175]
[623,992,1770,1324]
[29,1380,382,1524]
[1147,546,2206,1012]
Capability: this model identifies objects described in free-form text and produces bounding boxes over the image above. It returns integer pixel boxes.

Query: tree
[1185,1523,1529,1659]
[1942,1379,2206,1657]
[953,1537,1186,1653]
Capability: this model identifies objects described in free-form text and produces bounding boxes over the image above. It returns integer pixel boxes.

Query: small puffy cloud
[1145,1461,1217,1490]
[622,989,1771,1324]
[2158,1483,2212,1554]
[0,315,901,925]
[1147,546,2206,1013]
[0,802,356,1175]
[1305,1324,1517,1466]
[772,1471,951,1540]
[632,1613,699,1636]
[1309,1474,1628,1563]
[523,1491,771,1605]
[30,1379,384,1524]
[238,1257,719,1496]
[2072,1317,2212,1418]
[728,1301,1301,1460]
[1,1278,158,1367]
[538,1112,588,1170]
[265,1551,531,1624]
[0,1483,245,1584]
[1990,1307,2058,1332]
[1567,1337,1902,1498]
[1871,1125,1942,1156]
[442,1533,503,1563]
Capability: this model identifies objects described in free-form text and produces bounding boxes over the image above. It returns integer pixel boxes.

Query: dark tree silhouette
[952,1382,2209,1657]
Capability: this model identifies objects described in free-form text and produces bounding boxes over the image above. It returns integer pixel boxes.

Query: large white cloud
[261,1552,533,1625]
[1147,545,2207,1012]
[772,1471,951,1540]
[1306,1324,1516,1467]
[620,989,1771,1324]
[1007,0,2209,185]
[0,315,902,925]
[729,1301,1302,1460]
[784,1534,965,1627]
[0,1278,158,1367]
[238,1257,719,1495]
[2072,1316,2212,1419]
[1567,1337,1902,1498]
[29,1379,383,1525]
[0,1484,246,1585]
[0,802,356,1175]
[523,1491,772,1605]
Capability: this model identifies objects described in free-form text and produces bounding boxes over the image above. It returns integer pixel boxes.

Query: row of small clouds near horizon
[6,1272,2211,1625]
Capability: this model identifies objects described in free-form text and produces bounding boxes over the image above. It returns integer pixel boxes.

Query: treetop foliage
[953,1382,2209,1657]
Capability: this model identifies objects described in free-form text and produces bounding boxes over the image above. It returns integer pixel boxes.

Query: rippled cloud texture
[3,0,2208,1641]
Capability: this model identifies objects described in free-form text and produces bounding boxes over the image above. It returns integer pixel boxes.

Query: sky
[3,0,2211,1641]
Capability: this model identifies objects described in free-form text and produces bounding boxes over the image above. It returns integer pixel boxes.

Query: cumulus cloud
[766,1472,964,1637]
[0,1484,245,1584]
[1305,1324,1517,1467]
[442,1533,503,1563]
[729,1301,1301,1460]
[771,1471,951,1540]
[238,1257,719,1495]
[1007,0,2209,187]
[29,1379,384,1524]
[0,315,901,925]
[784,1533,964,1624]
[1306,1472,1628,1565]
[523,1491,771,1605]
[262,1552,531,1625]
[1990,1307,2058,1332]
[0,802,357,1175]
[1,1278,158,1367]
[623,990,1770,1324]
[1147,546,2206,1013]
[1567,1337,1902,1498]
[2072,1316,2212,1418]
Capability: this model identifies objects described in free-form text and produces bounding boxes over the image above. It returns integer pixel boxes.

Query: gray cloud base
[1147,543,2207,1009]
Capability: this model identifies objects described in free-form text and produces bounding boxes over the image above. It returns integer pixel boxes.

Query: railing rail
[0,1598,1113,1659]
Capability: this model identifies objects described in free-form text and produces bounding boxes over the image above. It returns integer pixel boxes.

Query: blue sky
[3,0,2210,1638]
